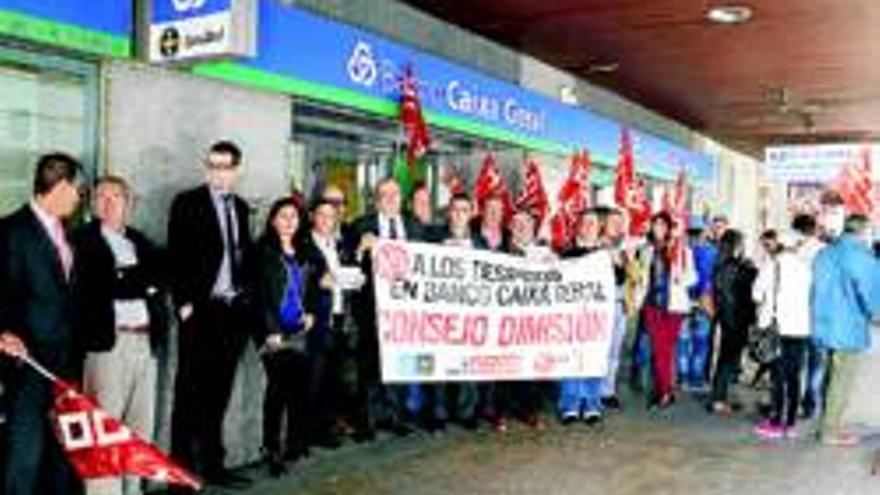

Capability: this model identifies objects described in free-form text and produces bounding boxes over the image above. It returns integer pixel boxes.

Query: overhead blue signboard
[0,0,131,37]
[244,2,714,183]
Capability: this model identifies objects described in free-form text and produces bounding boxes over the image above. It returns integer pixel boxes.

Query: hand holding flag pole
[18,354,203,491]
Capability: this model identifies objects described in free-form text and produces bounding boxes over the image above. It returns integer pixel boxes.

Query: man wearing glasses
[167,141,253,490]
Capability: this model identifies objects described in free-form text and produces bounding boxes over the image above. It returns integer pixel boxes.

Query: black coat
[70,220,168,355]
[254,238,327,344]
[0,206,77,377]
[167,185,253,309]
[713,257,758,332]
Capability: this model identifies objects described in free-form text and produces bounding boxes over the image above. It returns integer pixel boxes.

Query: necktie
[51,220,73,279]
[223,195,242,289]
[388,217,399,240]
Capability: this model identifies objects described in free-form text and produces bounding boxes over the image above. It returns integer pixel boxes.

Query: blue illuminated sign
[246,2,715,183]
[0,0,131,36]
[152,0,232,24]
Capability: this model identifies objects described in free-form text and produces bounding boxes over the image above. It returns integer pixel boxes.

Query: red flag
[473,153,514,218]
[835,146,875,217]
[51,378,201,489]
[550,150,592,251]
[515,159,549,227]
[668,170,689,278]
[628,177,652,237]
[399,65,430,170]
[614,127,635,208]
[441,165,466,196]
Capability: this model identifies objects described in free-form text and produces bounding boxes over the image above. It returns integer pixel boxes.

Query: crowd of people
[0,142,878,495]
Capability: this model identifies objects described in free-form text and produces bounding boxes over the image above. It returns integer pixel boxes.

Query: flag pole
[21,354,60,383]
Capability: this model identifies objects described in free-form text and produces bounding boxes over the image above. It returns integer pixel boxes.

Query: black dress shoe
[205,469,252,489]
[459,417,479,431]
[312,434,342,449]
[284,444,310,462]
[352,428,376,443]
[602,396,622,410]
[267,451,287,477]
[390,422,414,437]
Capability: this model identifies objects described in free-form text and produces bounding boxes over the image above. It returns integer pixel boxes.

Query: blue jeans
[802,341,828,420]
[558,378,603,416]
[676,310,712,388]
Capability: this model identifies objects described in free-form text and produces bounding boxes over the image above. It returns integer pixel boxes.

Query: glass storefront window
[0,44,98,215]
[291,100,530,222]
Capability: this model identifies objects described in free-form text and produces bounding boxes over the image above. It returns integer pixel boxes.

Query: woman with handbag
[751,235,812,439]
[709,229,758,415]
[255,197,327,476]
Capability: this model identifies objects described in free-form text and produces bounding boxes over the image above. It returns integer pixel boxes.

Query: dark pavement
[215,388,879,495]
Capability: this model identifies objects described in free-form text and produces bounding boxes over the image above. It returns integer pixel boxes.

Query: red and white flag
[515,159,549,228]
[474,153,514,219]
[399,65,430,170]
[835,146,876,218]
[550,150,592,251]
[667,170,689,278]
[614,127,635,208]
[49,375,201,489]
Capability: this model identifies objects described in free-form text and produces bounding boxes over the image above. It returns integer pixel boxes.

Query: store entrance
[291,100,524,220]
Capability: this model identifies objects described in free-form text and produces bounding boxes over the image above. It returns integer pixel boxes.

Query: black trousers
[3,365,80,495]
[171,299,250,475]
[770,337,807,427]
[307,334,341,439]
[261,348,309,455]
[711,323,747,403]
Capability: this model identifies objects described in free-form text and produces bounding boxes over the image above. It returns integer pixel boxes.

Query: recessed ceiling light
[705,5,754,25]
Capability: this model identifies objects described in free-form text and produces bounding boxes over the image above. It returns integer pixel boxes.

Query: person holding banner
[637,212,696,409]
[504,209,552,429]
[558,209,607,424]
[254,197,324,475]
[0,153,84,495]
[473,195,511,431]
[429,192,481,430]
[598,207,630,410]
[71,175,168,495]
[351,178,422,440]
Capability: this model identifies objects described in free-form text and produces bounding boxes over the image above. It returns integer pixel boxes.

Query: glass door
[0,44,99,215]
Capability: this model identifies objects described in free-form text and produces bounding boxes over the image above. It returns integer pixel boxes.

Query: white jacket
[752,251,811,338]
[636,245,697,314]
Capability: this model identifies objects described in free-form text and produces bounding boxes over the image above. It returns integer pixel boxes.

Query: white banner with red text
[372,240,616,383]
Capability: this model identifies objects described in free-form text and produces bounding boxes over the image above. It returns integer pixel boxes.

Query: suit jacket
[167,185,253,309]
[70,220,169,355]
[0,205,77,377]
[297,233,338,350]
[350,212,423,338]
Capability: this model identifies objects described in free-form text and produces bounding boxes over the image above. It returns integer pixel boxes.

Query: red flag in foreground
[550,150,592,251]
[515,159,549,228]
[473,153,514,219]
[51,378,201,489]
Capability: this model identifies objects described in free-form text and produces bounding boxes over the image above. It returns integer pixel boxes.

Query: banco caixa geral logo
[347,41,378,88]
[171,0,207,13]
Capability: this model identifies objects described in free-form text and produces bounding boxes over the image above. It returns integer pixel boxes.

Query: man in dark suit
[167,141,253,489]
[351,178,422,440]
[0,153,83,495]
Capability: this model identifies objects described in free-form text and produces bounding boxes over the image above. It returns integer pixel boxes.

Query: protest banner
[372,240,616,382]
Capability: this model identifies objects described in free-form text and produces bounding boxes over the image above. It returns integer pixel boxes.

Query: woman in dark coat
[709,229,758,415]
[255,197,328,476]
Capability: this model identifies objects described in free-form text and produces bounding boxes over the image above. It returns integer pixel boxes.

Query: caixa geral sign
[345,40,547,135]
[140,0,257,63]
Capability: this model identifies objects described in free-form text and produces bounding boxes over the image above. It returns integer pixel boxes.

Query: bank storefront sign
[195,1,714,182]
[765,143,880,183]
[144,0,256,63]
